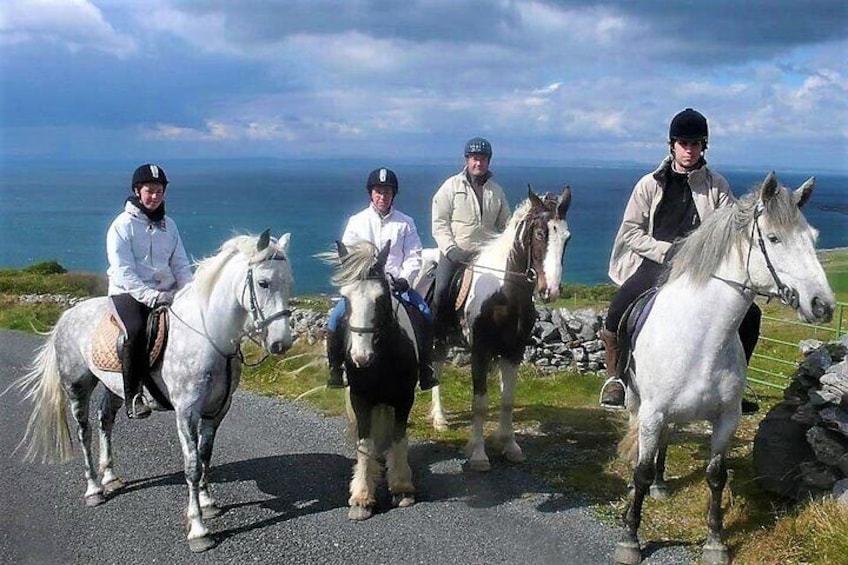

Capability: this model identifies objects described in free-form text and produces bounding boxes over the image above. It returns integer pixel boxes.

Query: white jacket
[342,204,422,282]
[106,200,193,307]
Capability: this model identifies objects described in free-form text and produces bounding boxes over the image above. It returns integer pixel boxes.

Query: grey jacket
[431,169,511,255]
[608,155,733,285]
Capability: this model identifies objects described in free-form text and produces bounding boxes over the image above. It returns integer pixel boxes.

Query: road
[0,329,694,564]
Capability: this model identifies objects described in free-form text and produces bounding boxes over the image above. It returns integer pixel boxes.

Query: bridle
[714,202,799,309]
[345,275,397,337]
[169,251,292,365]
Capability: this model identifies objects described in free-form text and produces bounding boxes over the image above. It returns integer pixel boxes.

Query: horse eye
[535,230,545,240]
[767,234,780,244]
[258,280,270,289]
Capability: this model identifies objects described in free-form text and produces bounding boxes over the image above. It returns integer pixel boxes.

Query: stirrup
[128,394,151,419]
[599,377,626,410]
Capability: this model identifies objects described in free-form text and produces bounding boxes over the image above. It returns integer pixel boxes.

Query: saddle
[91,307,169,373]
[616,287,659,381]
[412,259,473,315]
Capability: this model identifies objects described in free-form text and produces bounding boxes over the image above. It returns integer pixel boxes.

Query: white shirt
[342,204,423,282]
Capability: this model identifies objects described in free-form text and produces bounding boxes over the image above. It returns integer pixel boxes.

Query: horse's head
[239,230,295,354]
[334,240,393,368]
[747,172,835,323]
[524,185,572,302]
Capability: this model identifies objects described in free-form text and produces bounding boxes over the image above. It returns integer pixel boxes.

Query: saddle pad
[453,268,474,312]
[91,311,168,373]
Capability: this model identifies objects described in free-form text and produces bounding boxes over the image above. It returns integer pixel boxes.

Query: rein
[459,217,540,285]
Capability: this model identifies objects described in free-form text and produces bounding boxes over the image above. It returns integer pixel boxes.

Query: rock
[833,478,848,506]
[806,427,848,467]
[754,403,816,499]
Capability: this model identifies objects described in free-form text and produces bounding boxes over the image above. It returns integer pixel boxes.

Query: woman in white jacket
[106,163,192,419]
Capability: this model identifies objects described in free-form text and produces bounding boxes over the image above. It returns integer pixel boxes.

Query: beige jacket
[608,155,733,285]
[431,170,511,255]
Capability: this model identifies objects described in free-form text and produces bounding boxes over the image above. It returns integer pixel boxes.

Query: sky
[1,0,847,172]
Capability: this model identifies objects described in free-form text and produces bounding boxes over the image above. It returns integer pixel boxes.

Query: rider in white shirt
[326,167,437,391]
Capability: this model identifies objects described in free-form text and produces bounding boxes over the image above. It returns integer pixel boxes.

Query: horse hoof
[503,445,526,463]
[188,535,217,553]
[468,459,491,472]
[202,504,223,519]
[392,493,415,508]
[613,539,642,565]
[348,505,373,521]
[102,478,124,494]
[84,493,106,507]
[649,484,669,499]
[702,542,730,565]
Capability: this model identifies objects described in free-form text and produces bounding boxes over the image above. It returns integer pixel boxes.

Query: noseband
[346,276,394,336]
[749,204,800,308]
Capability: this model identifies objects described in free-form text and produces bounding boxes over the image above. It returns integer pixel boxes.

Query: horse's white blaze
[343,279,384,367]
[542,218,570,301]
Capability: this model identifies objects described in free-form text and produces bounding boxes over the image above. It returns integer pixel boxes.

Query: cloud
[0,0,135,55]
[0,1,845,169]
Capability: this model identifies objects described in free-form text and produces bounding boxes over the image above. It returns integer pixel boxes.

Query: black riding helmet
[669,108,709,147]
[366,167,399,196]
[131,163,168,191]
[464,137,492,158]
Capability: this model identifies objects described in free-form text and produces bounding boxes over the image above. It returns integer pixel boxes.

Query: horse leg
[175,410,216,552]
[466,352,490,472]
[497,359,524,463]
[68,384,106,507]
[348,437,379,520]
[97,389,124,494]
[198,418,222,519]
[650,427,670,499]
[701,414,737,565]
[428,365,448,431]
[386,419,415,508]
[615,414,663,565]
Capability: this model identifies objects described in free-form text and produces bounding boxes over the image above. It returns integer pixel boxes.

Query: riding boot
[120,339,151,419]
[325,329,347,388]
[599,329,626,409]
[417,321,439,391]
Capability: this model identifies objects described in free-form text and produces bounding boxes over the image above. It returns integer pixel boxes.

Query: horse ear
[760,171,779,203]
[257,229,271,251]
[527,184,543,207]
[277,233,291,253]
[794,177,815,209]
[336,240,348,258]
[376,240,391,268]
[557,186,572,219]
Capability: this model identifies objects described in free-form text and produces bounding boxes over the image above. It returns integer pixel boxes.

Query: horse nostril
[812,297,833,323]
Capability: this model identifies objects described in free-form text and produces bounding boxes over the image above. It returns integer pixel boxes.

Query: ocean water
[1,158,845,295]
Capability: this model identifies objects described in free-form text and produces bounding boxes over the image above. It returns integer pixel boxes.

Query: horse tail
[617,413,639,464]
[12,331,73,463]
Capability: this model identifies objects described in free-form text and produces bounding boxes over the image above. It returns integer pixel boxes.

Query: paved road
[0,329,694,564]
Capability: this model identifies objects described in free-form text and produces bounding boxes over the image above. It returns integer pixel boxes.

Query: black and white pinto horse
[613,173,835,565]
[10,231,294,552]
[430,186,572,471]
[327,240,420,520]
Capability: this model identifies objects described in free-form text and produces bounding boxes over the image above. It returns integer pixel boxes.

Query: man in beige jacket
[431,137,511,356]
[600,109,761,412]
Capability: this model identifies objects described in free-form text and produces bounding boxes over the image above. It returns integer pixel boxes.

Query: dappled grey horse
[613,173,835,565]
[10,231,294,553]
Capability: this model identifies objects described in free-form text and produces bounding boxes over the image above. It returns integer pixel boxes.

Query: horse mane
[666,182,801,286]
[477,198,534,261]
[317,241,381,287]
[193,234,287,303]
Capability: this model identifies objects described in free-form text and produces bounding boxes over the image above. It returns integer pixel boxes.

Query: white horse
[9,231,294,553]
[613,173,835,565]
[430,186,572,471]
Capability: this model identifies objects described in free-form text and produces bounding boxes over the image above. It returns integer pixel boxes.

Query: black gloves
[446,247,473,264]
[391,277,410,293]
